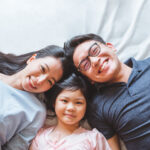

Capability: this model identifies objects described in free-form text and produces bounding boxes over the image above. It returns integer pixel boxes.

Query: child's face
[55,89,86,126]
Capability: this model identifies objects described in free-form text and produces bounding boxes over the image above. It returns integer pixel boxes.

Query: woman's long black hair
[0,45,70,79]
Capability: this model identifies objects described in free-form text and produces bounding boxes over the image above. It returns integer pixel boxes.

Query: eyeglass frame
[77,42,101,72]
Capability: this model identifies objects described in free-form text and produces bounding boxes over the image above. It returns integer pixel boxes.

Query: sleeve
[87,95,115,139]
[29,128,45,150]
[0,81,46,150]
[90,129,111,150]
[2,110,46,150]
[144,57,150,65]
[2,113,46,150]
[2,126,37,150]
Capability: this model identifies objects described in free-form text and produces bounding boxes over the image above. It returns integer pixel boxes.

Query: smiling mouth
[29,76,36,89]
[64,114,75,118]
[98,58,109,74]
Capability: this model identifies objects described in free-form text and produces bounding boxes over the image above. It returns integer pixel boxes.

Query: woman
[0,45,69,150]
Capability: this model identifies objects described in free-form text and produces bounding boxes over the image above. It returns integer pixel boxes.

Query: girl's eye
[61,99,68,103]
[41,65,46,73]
[76,101,83,105]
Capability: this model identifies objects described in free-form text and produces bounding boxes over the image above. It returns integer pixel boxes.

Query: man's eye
[41,65,46,73]
[83,60,90,70]
[91,47,99,56]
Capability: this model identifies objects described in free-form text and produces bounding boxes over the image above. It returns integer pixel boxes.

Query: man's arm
[108,134,121,150]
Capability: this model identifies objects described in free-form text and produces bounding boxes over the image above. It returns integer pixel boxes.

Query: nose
[90,56,99,68]
[37,74,48,85]
[66,102,75,111]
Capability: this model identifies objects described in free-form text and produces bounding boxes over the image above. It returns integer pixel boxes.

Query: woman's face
[20,56,63,93]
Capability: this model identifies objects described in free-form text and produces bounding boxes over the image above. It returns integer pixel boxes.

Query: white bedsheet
[0,0,150,149]
[0,0,150,62]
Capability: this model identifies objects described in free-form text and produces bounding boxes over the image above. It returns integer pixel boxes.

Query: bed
[0,0,150,149]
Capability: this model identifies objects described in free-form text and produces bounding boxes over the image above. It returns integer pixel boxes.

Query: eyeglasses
[77,42,101,72]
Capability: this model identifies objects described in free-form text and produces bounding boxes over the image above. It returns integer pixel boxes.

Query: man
[64,33,150,150]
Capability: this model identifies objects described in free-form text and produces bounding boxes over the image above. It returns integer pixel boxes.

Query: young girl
[30,73,111,150]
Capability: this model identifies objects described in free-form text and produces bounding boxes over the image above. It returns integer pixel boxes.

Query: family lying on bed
[0,33,150,150]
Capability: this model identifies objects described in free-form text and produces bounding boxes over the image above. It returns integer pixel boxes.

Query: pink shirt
[30,126,111,150]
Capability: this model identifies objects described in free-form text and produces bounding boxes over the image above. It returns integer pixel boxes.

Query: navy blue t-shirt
[87,57,150,150]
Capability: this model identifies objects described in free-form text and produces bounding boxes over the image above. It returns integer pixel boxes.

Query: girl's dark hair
[0,45,70,80]
[45,73,92,120]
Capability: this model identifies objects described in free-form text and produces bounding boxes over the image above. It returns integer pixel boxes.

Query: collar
[95,57,142,89]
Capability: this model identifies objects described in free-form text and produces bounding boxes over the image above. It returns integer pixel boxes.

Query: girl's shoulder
[77,127,105,138]
[38,126,55,134]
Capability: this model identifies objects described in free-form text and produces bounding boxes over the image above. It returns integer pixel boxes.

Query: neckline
[46,126,83,145]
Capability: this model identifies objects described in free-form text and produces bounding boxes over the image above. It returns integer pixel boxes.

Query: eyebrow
[75,98,85,101]
[58,96,85,101]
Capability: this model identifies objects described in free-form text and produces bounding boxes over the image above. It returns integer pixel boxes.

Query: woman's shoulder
[0,79,46,114]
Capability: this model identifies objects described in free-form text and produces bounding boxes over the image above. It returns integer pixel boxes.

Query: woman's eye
[41,65,46,73]
[48,80,53,86]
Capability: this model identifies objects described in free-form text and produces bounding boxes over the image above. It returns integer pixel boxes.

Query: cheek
[79,106,86,116]
[41,82,51,91]
[55,102,63,113]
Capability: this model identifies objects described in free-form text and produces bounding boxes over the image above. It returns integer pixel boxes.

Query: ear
[26,53,37,64]
[106,43,117,52]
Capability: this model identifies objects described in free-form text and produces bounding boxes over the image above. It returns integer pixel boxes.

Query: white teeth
[99,61,108,73]
[101,61,107,71]
[30,78,36,88]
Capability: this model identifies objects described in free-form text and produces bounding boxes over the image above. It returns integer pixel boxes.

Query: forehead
[39,56,63,80]
[37,56,62,69]
[73,40,97,66]
[57,89,85,98]
[37,56,58,63]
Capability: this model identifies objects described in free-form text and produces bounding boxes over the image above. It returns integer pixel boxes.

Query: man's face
[73,40,121,83]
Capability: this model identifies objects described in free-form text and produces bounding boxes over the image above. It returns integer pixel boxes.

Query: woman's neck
[0,72,23,90]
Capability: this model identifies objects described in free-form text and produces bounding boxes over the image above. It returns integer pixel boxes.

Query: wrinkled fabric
[0,81,46,150]
[30,126,111,150]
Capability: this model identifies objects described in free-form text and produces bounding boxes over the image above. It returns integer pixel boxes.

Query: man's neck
[113,63,132,83]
